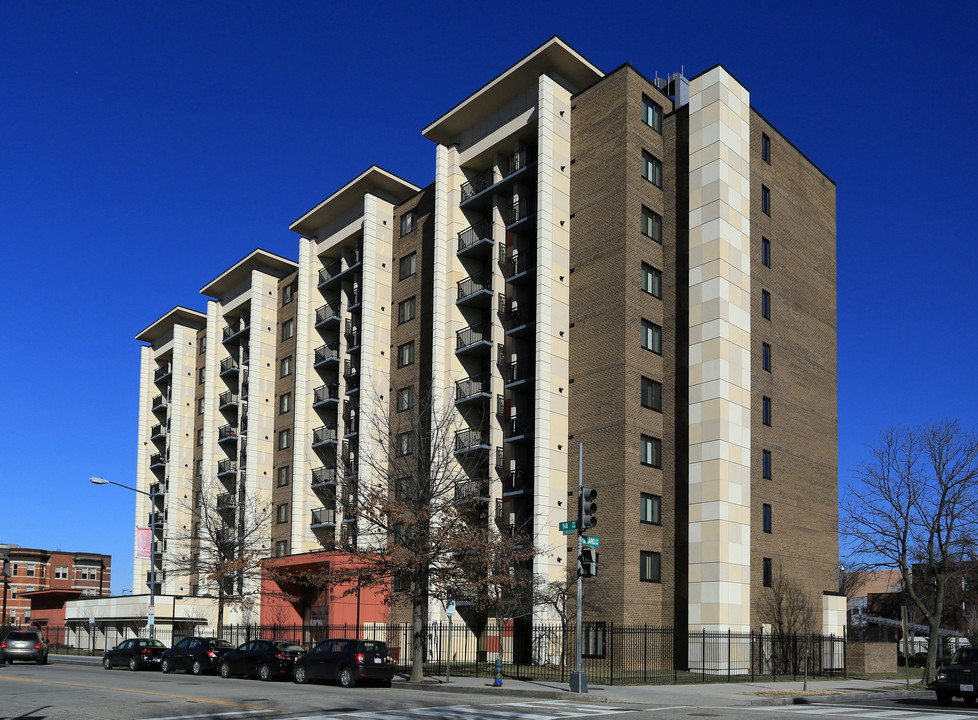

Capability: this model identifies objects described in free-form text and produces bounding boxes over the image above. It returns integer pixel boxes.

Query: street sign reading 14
[559,521,577,533]
[581,536,600,547]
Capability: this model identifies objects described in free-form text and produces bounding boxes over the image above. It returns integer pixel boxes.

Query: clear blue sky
[1,2,975,593]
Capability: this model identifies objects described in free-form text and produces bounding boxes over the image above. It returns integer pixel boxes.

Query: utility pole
[570,444,587,693]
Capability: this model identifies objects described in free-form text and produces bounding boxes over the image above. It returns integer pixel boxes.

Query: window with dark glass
[762,342,771,372]
[642,95,663,133]
[762,237,771,267]
[277,465,290,487]
[641,493,662,525]
[275,540,288,557]
[400,211,417,237]
[762,185,771,215]
[762,450,772,479]
[281,318,294,341]
[642,263,662,299]
[642,319,662,354]
[641,376,662,412]
[641,205,663,243]
[641,434,662,468]
[397,341,415,368]
[761,290,771,319]
[763,504,772,533]
[276,503,289,524]
[398,296,416,324]
[640,551,661,582]
[763,557,773,587]
[762,133,771,163]
[279,392,292,414]
[280,356,292,377]
[642,150,663,188]
[399,252,417,280]
[396,432,414,457]
[278,428,291,450]
[396,385,414,412]
[762,396,772,426]
[282,283,295,305]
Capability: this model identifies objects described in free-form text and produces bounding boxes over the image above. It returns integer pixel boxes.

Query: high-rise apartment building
[133,38,841,636]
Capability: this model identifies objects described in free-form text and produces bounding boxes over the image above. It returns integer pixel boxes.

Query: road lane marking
[146,712,269,720]
[0,675,285,712]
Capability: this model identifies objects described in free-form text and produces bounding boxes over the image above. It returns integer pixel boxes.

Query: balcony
[148,513,164,529]
[151,394,168,413]
[153,364,172,384]
[218,391,239,411]
[504,417,532,442]
[311,507,337,528]
[502,249,534,284]
[217,458,237,478]
[145,570,165,587]
[344,319,359,346]
[312,425,339,448]
[504,360,534,387]
[150,424,166,441]
[457,220,493,257]
[315,300,341,328]
[318,260,343,288]
[149,482,164,500]
[460,167,494,204]
[217,493,237,511]
[240,375,249,400]
[455,479,491,503]
[314,343,340,368]
[343,416,359,438]
[504,197,535,227]
[456,324,492,355]
[239,451,247,471]
[311,383,338,408]
[149,453,167,469]
[343,360,360,393]
[454,428,490,455]
[455,375,491,405]
[503,467,533,495]
[219,356,239,377]
[508,147,534,176]
[222,319,250,345]
[347,287,361,310]
[218,424,239,444]
[457,272,493,306]
[311,466,338,490]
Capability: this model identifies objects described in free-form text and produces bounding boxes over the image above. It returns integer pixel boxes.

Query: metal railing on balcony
[457,220,492,253]
[505,197,534,225]
[460,167,494,202]
[318,260,342,286]
[148,513,164,528]
[149,482,164,498]
[217,493,237,510]
[348,287,361,307]
[150,453,166,468]
[504,360,534,385]
[344,318,358,339]
[240,379,249,399]
[222,320,249,342]
[219,391,239,409]
[507,307,533,330]
[314,343,340,366]
[504,467,533,494]
[153,364,172,383]
[313,383,340,406]
[219,356,239,375]
[508,147,532,175]
[315,301,341,325]
[505,417,531,440]
[457,273,492,302]
[240,416,248,435]
[145,570,165,584]
[503,250,532,279]
[456,479,491,502]
[151,394,168,412]
[150,424,166,440]
[454,428,489,453]
[239,451,247,470]
[311,507,337,527]
[312,425,339,446]
[217,459,237,477]
[311,466,338,488]
[456,325,490,351]
[218,424,238,441]
[455,375,490,402]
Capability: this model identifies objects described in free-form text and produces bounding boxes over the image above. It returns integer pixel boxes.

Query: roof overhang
[289,166,421,237]
[422,36,604,146]
[135,306,207,344]
[199,248,298,299]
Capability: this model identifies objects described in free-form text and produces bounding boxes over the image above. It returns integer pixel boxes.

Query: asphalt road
[2,662,977,720]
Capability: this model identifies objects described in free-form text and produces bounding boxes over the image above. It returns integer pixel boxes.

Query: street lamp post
[90,477,161,638]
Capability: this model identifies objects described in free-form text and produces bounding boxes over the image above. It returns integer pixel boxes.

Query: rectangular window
[761,290,771,319]
[398,296,416,324]
[641,377,662,412]
[396,386,415,412]
[26,564,35,577]
[282,283,295,305]
[278,428,291,450]
[762,396,772,426]
[763,504,772,533]
[641,263,662,299]
[641,319,662,355]
[279,392,292,414]
[640,551,661,583]
[276,504,289,524]
[199,336,206,354]
[280,356,292,377]
[641,206,663,243]
[198,367,206,385]
[762,237,771,267]
[763,557,773,587]
[196,428,204,446]
[642,94,663,133]
[400,211,417,236]
[399,252,417,280]
[640,493,662,525]
[762,133,771,164]
[55,566,68,580]
[640,434,662,468]
[195,459,203,477]
[762,343,772,372]
[762,450,772,479]
[281,319,294,341]
[761,185,771,215]
[197,397,205,415]
[277,465,290,487]
[275,540,288,557]
[642,150,663,188]
[395,432,414,457]
[397,341,415,368]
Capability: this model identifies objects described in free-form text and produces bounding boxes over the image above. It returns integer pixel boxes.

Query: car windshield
[952,647,978,665]
[273,641,304,652]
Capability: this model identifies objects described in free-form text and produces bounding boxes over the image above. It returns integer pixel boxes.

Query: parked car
[1,630,49,664]
[293,638,394,687]
[102,638,168,671]
[161,637,236,675]
[218,639,305,681]
[934,646,978,706]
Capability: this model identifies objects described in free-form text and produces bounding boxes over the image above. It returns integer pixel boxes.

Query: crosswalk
[282,700,640,720]
[756,703,978,719]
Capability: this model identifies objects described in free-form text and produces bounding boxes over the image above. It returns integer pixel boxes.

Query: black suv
[161,637,235,675]
[293,638,394,687]
[934,646,978,706]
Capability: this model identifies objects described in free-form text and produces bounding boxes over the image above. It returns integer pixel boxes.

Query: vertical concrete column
[167,325,199,594]
[292,237,317,553]
[687,67,752,636]
[133,345,153,594]
[432,143,462,411]
[202,300,221,493]
[533,74,572,625]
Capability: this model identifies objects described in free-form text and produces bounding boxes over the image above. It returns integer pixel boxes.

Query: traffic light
[578,546,598,578]
[578,487,597,532]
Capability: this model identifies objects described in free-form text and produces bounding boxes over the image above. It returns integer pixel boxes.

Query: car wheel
[129,657,140,672]
[259,663,273,682]
[294,665,308,684]
[379,678,392,688]
[339,666,356,688]
[192,660,204,676]
[219,662,232,678]
[36,654,47,666]
[937,691,953,706]
[103,657,112,670]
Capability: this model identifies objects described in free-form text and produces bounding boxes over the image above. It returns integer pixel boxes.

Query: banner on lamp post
[136,527,151,559]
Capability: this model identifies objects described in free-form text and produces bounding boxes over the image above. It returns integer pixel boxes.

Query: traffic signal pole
[571,443,587,694]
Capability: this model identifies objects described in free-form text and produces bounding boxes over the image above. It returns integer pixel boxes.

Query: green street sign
[559,521,577,531]
[582,536,600,547]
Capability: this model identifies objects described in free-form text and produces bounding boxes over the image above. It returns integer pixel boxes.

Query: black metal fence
[32,622,845,685]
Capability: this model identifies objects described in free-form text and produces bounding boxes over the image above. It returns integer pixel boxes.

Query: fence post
[751,629,755,682]
[727,628,731,681]
[643,624,648,684]
[608,622,614,686]
[701,629,706,683]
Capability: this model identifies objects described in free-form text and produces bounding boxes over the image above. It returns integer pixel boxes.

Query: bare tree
[166,477,275,634]
[842,420,978,684]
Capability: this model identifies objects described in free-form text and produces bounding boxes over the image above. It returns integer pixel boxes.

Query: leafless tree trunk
[842,420,978,684]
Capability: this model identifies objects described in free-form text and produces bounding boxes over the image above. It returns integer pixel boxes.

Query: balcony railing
[505,197,534,225]
[503,250,532,280]
[454,428,489,453]
[457,221,492,253]
[148,513,163,528]
[508,147,532,175]
[149,453,166,468]
[507,307,533,330]
[457,273,492,302]
[460,167,494,202]
[219,391,239,409]
[456,479,491,502]
[314,383,340,406]
[312,425,339,447]
[217,493,237,510]
[240,378,249,399]
[314,343,340,366]
[311,507,337,527]
[222,320,249,343]
[311,466,338,488]
[319,261,343,286]
[145,570,165,585]
[505,417,531,440]
[504,467,532,494]
[149,482,163,498]
[217,459,237,477]
[153,364,172,383]
[150,424,166,440]
[455,375,490,402]
[219,356,239,375]
[315,301,341,326]
[151,394,167,412]
[504,360,533,385]
[344,318,358,339]
[348,287,361,308]
[456,325,490,352]
[218,424,238,442]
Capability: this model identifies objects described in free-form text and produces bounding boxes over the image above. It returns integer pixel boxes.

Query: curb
[392,681,609,702]
[51,655,102,664]
[748,690,927,707]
